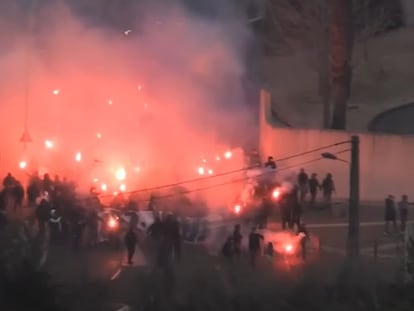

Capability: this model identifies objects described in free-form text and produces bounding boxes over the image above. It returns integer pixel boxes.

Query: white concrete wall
[259,91,414,201]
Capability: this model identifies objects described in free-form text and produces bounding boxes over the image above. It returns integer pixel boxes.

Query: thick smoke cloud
[0,0,256,208]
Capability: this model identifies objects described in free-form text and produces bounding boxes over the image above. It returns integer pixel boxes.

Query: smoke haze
[0,0,256,208]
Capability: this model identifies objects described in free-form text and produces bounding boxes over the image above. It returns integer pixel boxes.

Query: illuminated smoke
[0,1,255,210]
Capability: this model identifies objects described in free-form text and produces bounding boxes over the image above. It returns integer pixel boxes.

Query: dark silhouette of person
[297,223,309,260]
[308,173,320,207]
[27,180,41,208]
[12,181,24,211]
[321,173,335,209]
[248,227,264,267]
[222,236,234,262]
[398,195,409,232]
[232,224,243,259]
[384,195,397,234]
[3,173,15,189]
[264,242,274,257]
[125,228,137,264]
[297,169,309,202]
[264,156,276,169]
[279,193,291,230]
[36,199,51,233]
[289,186,302,230]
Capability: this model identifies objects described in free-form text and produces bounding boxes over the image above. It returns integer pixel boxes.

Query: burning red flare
[234,204,241,214]
[107,217,119,230]
[284,244,294,254]
[272,188,282,200]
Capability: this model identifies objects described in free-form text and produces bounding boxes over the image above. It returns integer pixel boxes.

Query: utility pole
[347,135,360,258]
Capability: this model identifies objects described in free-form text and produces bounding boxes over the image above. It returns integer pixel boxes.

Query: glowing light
[113,191,119,196]
[120,184,126,192]
[202,159,207,163]
[124,29,132,35]
[45,140,54,149]
[284,244,294,254]
[93,178,99,183]
[215,156,221,161]
[52,89,60,95]
[198,167,205,175]
[137,85,143,91]
[208,169,213,175]
[96,132,102,139]
[234,204,241,214]
[75,152,82,162]
[133,166,141,173]
[108,99,113,105]
[272,188,282,200]
[224,151,232,159]
[101,183,107,192]
[19,161,27,169]
[115,168,126,181]
[107,217,118,230]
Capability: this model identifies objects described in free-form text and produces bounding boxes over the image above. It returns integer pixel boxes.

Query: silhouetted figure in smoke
[248,227,264,267]
[42,174,53,194]
[297,168,309,202]
[264,156,276,169]
[232,224,243,259]
[384,195,397,234]
[222,236,234,262]
[71,206,86,252]
[398,195,409,232]
[36,199,51,233]
[264,242,274,258]
[3,173,15,189]
[297,223,309,260]
[0,191,8,228]
[257,197,272,229]
[27,179,41,208]
[308,173,320,207]
[289,186,302,230]
[163,213,181,261]
[279,193,291,230]
[49,209,62,244]
[2,173,16,209]
[125,228,137,264]
[12,181,24,211]
[321,173,335,209]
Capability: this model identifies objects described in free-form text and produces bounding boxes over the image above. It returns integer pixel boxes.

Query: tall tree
[330,0,354,130]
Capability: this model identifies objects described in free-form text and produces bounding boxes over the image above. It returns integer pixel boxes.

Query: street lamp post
[322,135,360,258]
[347,135,360,258]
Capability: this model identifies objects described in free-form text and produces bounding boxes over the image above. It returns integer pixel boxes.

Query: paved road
[368,103,414,134]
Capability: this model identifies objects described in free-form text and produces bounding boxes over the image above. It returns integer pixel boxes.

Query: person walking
[125,227,137,264]
[398,195,409,233]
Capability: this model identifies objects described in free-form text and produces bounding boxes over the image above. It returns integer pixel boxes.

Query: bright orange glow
[45,140,54,149]
[96,132,102,139]
[215,156,221,161]
[284,244,293,254]
[107,217,118,229]
[101,183,108,192]
[19,161,27,169]
[52,89,60,95]
[108,99,113,105]
[234,204,241,214]
[75,152,82,162]
[272,188,281,200]
[208,169,213,175]
[224,151,232,159]
[119,184,126,192]
[115,168,126,181]
[93,178,99,183]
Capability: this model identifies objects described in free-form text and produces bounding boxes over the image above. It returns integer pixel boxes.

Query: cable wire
[98,148,351,204]
[97,140,351,199]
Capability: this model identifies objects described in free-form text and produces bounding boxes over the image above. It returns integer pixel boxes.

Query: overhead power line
[97,148,351,203]
[97,140,351,199]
